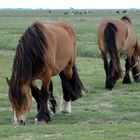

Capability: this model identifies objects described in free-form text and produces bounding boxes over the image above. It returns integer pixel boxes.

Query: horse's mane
[121,16,132,24]
[9,21,48,110]
[14,21,48,81]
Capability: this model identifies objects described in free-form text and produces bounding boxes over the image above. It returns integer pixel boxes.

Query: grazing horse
[98,16,140,90]
[6,21,85,125]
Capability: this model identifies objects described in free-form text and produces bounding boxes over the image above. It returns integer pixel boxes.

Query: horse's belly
[51,56,72,76]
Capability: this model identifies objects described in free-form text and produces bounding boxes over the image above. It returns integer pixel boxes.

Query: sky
[0,0,139,9]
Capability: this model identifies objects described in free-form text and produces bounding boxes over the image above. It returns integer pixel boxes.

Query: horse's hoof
[34,117,38,124]
[60,96,71,114]
[105,86,113,90]
[60,110,71,114]
[123,76,131,84]
[123,79,131,84]
[35,115,52,124]
[14,125,18,128]
[134,78,140,82]
[107,88,112,90]
[13,121,19,126]
[34,118,47,124]
[123,81,131,84]
[60,111,71,116]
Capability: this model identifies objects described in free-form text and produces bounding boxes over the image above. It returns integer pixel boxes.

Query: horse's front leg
[48,80,57,113]
[30,81,40,112]
[36,77,52,123]
[31,80,56,113]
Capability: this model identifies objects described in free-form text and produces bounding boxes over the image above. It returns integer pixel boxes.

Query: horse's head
[121,16,132,24]
[131,46,140,82]
[6,77,32,125]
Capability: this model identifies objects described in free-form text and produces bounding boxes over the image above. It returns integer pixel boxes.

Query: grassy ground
[0,51,140,140]
[0,10,140,140]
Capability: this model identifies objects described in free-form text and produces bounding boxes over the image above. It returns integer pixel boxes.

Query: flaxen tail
[104,22,122,80]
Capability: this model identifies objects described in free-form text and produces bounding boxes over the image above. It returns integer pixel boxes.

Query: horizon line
[0,8,139,10]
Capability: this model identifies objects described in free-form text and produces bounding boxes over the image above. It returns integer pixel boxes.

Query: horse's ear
[6,77,11,86]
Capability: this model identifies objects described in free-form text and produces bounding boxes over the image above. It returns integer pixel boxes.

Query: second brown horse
[98,16,140,90]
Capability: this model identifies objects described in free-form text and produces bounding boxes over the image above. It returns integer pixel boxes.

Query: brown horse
[6,21,85,125]
[98,16,140,90]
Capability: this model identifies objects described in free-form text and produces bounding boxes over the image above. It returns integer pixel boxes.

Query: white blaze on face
[13,109,27,125]
[13,109,18,125]
[60,96,71,114]
[18,114,27,124]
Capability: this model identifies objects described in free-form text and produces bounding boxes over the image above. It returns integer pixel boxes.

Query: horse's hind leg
[48,80,57,113]
[108,60,117,90]
[101,51,109,89]
[59,71,72,114]
[59,65,85,114]
[123,57,131,84]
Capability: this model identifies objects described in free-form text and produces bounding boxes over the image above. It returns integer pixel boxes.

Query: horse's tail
[59,65,86,101]
[69,65,86,100]
[104,22,122,80]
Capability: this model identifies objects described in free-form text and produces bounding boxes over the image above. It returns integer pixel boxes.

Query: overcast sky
[0,0,139,9]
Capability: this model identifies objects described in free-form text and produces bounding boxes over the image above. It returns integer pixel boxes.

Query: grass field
[0,9,140,140]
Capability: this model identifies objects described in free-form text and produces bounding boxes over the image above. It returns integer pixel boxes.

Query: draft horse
[98,16,140,90]
[6,21,85,125]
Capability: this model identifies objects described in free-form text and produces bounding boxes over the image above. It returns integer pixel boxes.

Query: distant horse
[123,10,127,14]
[6,21,85,125]
[98,16,140,90]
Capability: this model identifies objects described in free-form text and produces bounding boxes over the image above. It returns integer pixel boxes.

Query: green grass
[0,9,140,140]
[0,124,140,140]
[1,51,140,139]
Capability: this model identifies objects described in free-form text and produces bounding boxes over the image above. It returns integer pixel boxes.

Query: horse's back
[43,21,76,51]
[98,19,136,54]
[37,21,77,75]
[112,20,136,53]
